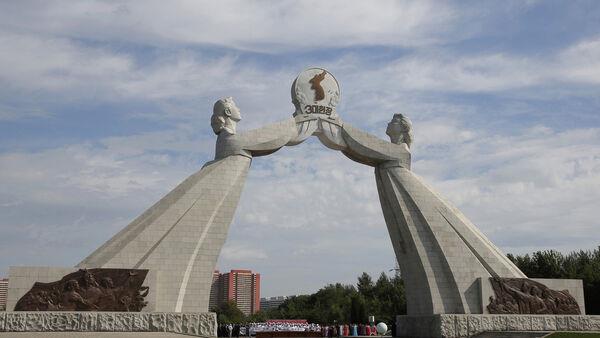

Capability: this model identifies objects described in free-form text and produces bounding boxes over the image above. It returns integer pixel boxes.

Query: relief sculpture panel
[487,277,580,314]
[14,269,149,312]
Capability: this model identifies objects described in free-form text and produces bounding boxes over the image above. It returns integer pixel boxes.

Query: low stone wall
[396,314,600,337]
[0,312,216,337]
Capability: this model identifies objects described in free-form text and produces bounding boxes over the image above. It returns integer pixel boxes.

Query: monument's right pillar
[375,162,526,315]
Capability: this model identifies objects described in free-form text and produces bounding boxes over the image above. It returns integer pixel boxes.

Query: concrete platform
[396,314,600,337]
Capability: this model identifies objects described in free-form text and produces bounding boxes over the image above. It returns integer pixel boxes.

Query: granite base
[0,312,216,337]
[396,314,600,337]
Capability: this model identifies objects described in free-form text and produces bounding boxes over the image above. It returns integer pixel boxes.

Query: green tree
[508,247,600,314]
[269,271,407,324]
[213,300,246,324]
[357,272,374,297]
[350,294,367,323]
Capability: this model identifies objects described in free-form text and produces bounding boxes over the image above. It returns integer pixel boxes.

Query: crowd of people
[217,321,388,337]
[321,323,381,337]
[218,321,320,337]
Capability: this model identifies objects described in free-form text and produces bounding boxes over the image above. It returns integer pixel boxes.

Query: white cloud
[0,32,132,93]
[0,1,460,52]
[2,112,600,294]
[219,243,268,262]
[1,0,599,296]
[558,37,600,84]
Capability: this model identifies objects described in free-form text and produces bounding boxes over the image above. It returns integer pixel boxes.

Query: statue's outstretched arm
[338,122,411,168]
[215,117,299,159]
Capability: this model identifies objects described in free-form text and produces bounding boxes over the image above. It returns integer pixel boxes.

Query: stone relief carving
[15,269,149,312]
[487,277,580,314]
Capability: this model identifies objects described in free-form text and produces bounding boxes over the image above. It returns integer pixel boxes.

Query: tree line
[214,247,600,323]
[507,247,600,314]
[213,271,406,324]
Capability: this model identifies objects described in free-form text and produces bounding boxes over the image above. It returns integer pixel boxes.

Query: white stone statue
[211,97,241,135]
[386,113,413,149]
[78,67,527,316]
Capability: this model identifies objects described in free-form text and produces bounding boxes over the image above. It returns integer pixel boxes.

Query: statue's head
[211,97,241,135]
[386,113,413,148]
[100,277,114,289]
[82,270,98,287]
[64,279,80,292]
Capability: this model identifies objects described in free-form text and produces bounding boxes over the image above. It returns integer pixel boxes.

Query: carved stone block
[0,312,5,332]
[113,313,132,332]
[543,316,557,331]
[567,315,581,330]
[149,313,166,331]
[25,313,45,331]
[199,313,217,337]
[167,313,183,333]
[467,315,482,336]
[489,315,508,331]
[46,312,80,331]
[183,313,199,335]
[79,312,97,331]
[555,315,570,331]
[580,316,592,331]
[436,315,456,337]
[589,316,600,331]
[98,312,115,331]
[5,313,26,331]
[530,315,545,331]
[455,315,468,337]
[507,315,531,331]
[132,313,149,331]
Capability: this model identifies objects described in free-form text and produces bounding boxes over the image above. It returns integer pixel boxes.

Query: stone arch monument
[76,68,581,318]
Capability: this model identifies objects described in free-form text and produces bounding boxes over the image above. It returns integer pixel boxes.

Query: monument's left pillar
[77,155,251,312]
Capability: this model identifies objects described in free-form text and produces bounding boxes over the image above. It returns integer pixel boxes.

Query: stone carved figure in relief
[15,268,149,312]
[487,277,580,314]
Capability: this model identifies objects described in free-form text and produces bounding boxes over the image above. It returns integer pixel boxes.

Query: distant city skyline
[1,1,600,298]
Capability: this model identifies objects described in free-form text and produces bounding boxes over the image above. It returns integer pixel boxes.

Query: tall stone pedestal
[396,314,600,337]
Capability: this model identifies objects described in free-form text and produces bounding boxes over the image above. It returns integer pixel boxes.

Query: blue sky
[1,1,600,297]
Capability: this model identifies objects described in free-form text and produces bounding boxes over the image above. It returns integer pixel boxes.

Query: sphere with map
[376,322,388,335]
[291,67,340,119]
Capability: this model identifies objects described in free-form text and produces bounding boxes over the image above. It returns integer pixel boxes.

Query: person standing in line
[365,324,371,336]
[344,324,349,337]
[351,323,357,336]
